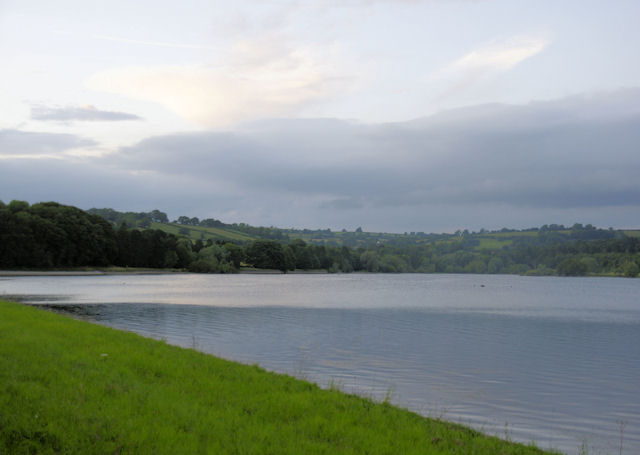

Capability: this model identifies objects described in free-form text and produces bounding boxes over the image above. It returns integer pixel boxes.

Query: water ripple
[3,273,639,455]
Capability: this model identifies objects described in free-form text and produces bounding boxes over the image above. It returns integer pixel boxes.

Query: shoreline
[0,299,561,454]
[0,269,187,277]
[0,268,633,278]
[0,268,331,277]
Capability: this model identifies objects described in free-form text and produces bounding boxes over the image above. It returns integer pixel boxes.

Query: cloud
[319,197,365,210]
[3,89,640,231]
[30,104,143,122]
[0,129,97,157]
[434,35,549,101]
[449,36,549,73]
[0,157,217,212]
[86,39,343,127]
[105,88,640,213]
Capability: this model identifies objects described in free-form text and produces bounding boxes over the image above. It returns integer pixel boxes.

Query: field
[475,237,513,250]
[0,300,559,454]
[150,222,257,242]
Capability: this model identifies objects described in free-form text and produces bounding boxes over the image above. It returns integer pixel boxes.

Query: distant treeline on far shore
[1,200,639,277]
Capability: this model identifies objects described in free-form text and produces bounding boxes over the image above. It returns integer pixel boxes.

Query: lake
[1,273,638,455]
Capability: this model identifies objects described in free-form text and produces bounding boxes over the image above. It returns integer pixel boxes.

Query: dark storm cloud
[110,88,640,211]
[31,104,143,122]
[0,129,96,155]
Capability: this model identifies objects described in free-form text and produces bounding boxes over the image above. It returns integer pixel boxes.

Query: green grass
[0,300,561,455]
[480,231,540,238]
[151,222,257,242]
[623,230,640,238]
[475,238,513,250]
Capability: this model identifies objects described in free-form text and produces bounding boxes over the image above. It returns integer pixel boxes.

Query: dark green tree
[557,258,588,276]
[245,240,286,271]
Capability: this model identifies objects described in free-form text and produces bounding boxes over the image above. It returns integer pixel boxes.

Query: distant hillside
[82,206,640,277]
[149,222,256,243]
[88,208,277,243]
[88,207,631,249]
[3,201,638,277]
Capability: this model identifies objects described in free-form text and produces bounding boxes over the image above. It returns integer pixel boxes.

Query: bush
[187,259,220,273]
[623,261,639,278]
[557,258,588,276]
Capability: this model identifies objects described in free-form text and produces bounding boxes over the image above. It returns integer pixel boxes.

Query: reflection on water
[3,273,640,455]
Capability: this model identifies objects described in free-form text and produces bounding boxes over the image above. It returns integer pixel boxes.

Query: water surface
[2,273,638,454]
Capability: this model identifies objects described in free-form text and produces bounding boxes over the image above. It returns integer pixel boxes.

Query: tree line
[1,201,639,277]
[87,208,169,229]
[0,201,327,272]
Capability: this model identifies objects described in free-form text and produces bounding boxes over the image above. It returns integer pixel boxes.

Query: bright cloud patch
[451,36,549,73]
[86,39,340,128]
[432,35,550,102]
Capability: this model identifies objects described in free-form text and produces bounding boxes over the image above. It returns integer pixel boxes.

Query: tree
[8,200,29,213]
[295,247,315,270]
[379,254,408,273]
[557,258,588,276]
[150,210,169,223]
[200,218,223,228]
[175,239,195,268]
[360,250,380,272]
[163,250,179,268]
[283,245,296,271]
[223,243,244,269]
[187,244,234,273]
[245,240,286,271]
[623,261,639,278]
[487,257,504,274]
[193,239,204,253]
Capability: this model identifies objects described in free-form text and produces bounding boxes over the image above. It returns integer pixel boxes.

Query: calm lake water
[2,273,639,455]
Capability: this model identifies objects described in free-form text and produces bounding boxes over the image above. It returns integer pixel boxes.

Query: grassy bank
[0,301,560,455]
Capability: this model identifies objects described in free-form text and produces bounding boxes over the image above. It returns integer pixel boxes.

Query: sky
[1,0,639,233]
